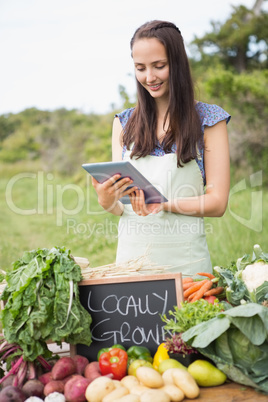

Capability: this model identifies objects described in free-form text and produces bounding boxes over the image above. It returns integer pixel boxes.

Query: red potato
[84,362,101,382]
[51,357,77,380]
[38,372,53,386]
[64,375,90,402]
[0,385,26,401]
[22,380,44,399]
[72,355,89,375]
[44,380,65,396]
[62,374,76,385]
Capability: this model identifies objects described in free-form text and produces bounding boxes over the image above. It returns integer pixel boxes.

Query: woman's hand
[92,174,137,212]
[129,189,164,216]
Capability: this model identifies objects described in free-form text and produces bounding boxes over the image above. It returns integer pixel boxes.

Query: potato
[112,380,123,388]
[130,385,149,396]
[38,372,53,386]
[64,374,90,402]
[84,362,101,382]
[51,357,77,380]
[172,368,200,399]
[72,355,89,375]
[85,376,115,402]
[136,367,164,388]
[140,389,170,402]
[162,369,176,386]
[44,380,65,396]
[113,395,140,402]
[120,375,140,391]
[160,385,184,402]
[102,385,129,402]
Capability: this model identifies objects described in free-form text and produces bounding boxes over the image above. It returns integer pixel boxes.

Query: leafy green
[0,246,92,361]
[182,303,268,394]
[214,244,268,305]
[161,299,226,333]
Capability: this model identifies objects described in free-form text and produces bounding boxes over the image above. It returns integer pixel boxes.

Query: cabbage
[214,244,268,305]
[182,303,268,393]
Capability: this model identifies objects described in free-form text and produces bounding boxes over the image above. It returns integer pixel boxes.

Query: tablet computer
[82,161,168,204]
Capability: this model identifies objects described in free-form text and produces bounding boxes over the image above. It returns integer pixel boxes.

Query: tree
[191,0,268,72]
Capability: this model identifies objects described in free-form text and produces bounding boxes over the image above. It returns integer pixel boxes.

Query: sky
[0,0,263,115]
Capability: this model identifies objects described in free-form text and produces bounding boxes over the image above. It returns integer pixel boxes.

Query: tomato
[203,296,217,304]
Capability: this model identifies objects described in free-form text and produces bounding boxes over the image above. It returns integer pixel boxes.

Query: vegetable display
[182,274,225,302]
[0,246,92,362]
[214,244,268,305]
[182,303,268,393]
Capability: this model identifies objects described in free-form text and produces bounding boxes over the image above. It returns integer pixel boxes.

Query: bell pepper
[99,348,128,380]
[97,344,126,361]
[127,346,153,367]
[153,342,170,370]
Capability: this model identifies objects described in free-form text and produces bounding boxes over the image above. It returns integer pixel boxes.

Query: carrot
[187,292,198,301]
[196,272,215,280]
[182,277,193,284]
[190,281,213,302]
[183,279,208,299]
[183,282,195,291]
[204,287,224,296]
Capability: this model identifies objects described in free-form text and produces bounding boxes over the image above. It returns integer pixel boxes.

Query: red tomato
[203,296,217,304]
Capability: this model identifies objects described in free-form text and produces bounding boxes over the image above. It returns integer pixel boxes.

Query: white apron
[116,148,212,275]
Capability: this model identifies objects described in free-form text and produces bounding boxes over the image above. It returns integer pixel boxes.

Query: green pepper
[127,346,153,367]
[97,344,126,361]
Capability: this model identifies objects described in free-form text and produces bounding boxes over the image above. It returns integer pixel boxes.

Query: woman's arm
[163,120,230,217]
[91,117,135,216]
[112,117,124,162]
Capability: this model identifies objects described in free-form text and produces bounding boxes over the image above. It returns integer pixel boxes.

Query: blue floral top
[115,102,231,186]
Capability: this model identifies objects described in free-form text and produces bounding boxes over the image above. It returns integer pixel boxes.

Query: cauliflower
[241,261,268,292]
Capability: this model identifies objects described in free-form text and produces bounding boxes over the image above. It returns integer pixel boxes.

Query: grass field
[0,170,267,272]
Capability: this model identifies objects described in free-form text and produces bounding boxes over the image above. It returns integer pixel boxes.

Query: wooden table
[184,381,268,401]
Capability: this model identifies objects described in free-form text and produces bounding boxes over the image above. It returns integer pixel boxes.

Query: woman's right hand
[91,174,137,212]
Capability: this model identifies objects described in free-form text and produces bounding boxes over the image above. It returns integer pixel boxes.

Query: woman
[92,20,231,274]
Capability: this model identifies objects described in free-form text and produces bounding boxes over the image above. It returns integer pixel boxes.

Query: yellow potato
[130,385,151,396]
[113,395,141,402]
[136,366,164,388]
[102,385,129,402]
[162,368,176,385]
[160,384,184,401]
[121,375,141,391]
[85,376,115,402]
[140,388,171,402]
[113,380,123,388]
[172,368,200,399]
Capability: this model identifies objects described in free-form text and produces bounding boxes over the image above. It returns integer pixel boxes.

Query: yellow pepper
[153,342,169,370]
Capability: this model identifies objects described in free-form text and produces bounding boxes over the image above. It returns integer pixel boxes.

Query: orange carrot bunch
[182,272,225,302]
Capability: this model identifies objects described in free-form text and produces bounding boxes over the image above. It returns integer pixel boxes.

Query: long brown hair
[123,20,203,167]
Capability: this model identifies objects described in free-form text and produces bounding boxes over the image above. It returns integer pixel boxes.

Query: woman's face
[132,38,169,102]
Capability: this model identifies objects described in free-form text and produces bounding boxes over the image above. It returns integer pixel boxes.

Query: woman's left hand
[129,189,163,216]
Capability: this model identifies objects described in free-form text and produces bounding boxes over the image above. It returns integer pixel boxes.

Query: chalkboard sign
[72,273,183,361]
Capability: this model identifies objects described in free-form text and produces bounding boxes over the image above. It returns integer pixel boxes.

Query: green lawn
[0,171,267,271]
